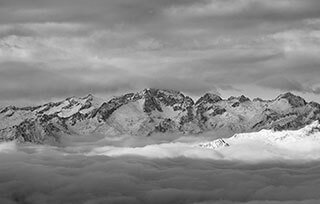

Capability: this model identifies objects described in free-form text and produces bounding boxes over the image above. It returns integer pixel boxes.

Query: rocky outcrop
[276,92,307,107]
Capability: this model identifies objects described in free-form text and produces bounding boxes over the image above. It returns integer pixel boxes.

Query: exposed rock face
[196,91,320,134]
[0,94,101,143]
[1,89,320,144]
[198,138,230,149]
[196,93,222,106]
[276,92,307,107]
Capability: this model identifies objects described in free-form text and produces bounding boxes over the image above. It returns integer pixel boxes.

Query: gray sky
[1,0,320,106]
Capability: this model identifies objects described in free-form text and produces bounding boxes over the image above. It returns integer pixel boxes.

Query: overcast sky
[1,0,320,106]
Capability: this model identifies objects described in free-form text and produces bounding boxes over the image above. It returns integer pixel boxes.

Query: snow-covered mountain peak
[195,93,222,106]
[93,88,194,122]
[138,88,194,111]
[199,120,320,150]
[228,95,251,103]
[275,92,307,107]
[141,88,182,96]
[141,88,193,102]
[38,94,103,117]
[82,93,94,99]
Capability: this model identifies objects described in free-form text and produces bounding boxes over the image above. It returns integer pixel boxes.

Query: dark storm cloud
[0,0,320,104]
[258,77,307,93]
[0,0,206,25]
[0,60,219,102]
[0,62,133,101]
[258,74,320,95]
[162,0,320,38]
[1,0,320,29]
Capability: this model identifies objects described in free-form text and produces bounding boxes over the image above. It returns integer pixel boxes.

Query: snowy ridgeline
[198,120,320,150]
[1,88,320,144]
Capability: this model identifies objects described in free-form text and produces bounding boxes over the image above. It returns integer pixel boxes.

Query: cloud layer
[0,0,320,105]
[1,138,320,204]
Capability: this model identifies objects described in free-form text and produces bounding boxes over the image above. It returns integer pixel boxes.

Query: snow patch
[199,121,320,153]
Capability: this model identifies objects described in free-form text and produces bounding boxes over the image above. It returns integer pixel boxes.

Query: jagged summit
[141,88,182,96]
[309,101,320,109]
[275,92,307,107]
[277,92,299,99]
[93,88,194,121]
[195,93,222,106]
[1,88,320,144]
[228,95,251,102]
[82,93,94,100]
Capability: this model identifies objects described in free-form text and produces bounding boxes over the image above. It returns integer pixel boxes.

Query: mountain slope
[1,89,320,144]
[195,92,320,134]
[198,120,320,150]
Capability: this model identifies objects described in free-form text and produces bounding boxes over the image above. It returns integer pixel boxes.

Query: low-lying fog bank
[1,131,320,204]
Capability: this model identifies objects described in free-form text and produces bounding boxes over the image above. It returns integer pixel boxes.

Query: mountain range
[1,88,320,144]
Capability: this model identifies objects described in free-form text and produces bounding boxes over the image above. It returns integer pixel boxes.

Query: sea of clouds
[1,134,320,204]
